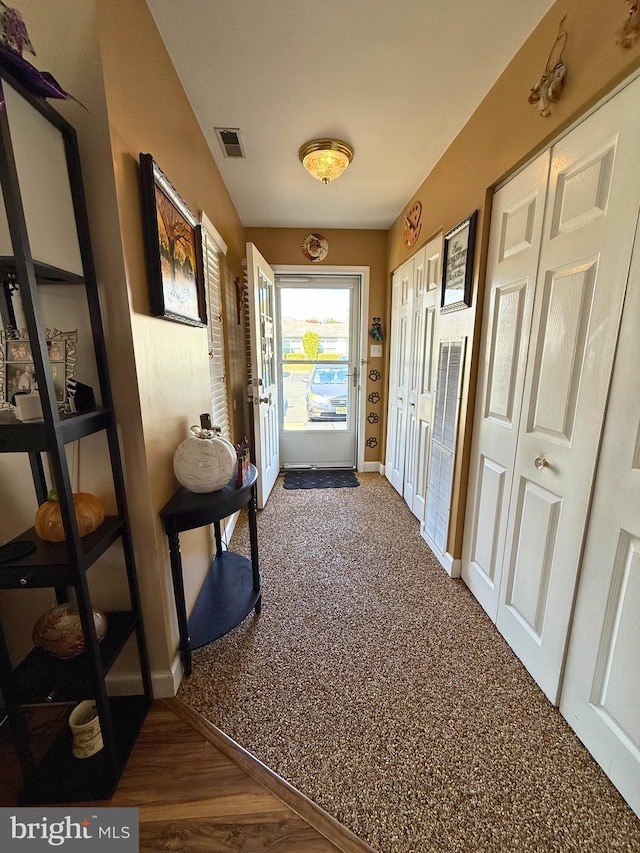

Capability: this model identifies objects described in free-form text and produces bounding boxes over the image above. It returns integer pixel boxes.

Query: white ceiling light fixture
[299,138,354,184]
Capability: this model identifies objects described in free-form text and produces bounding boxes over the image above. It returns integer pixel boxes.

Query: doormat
[283,470,360,490]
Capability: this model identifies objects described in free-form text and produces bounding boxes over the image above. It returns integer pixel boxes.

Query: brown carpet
[178,473,640,853]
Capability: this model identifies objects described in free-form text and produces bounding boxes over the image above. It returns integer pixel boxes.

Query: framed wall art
[0,328,77,410]
[441,210,478,313]
[139,153,206,327]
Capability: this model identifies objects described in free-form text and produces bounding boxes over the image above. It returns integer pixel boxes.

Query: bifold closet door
[385,257,413,493]
[559,210,640,819]
[496,77,640,703]
[462,73,640,705]
[403,236,441,520]
[461,151,550,619]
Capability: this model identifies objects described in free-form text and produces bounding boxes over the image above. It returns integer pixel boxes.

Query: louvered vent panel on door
[202,227,230,438]
[425,445,454,553]
[424,338,466,554]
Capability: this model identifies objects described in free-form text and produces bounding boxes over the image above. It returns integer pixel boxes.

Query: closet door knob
[534,456,549,470]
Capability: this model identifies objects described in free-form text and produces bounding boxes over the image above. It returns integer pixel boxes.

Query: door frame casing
[273,265,370,472]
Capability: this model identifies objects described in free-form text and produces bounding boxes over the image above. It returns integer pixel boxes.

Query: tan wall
[95,0,248,679]
[245,228,388,462]
[387,0,640,556]
[0,0,247,691]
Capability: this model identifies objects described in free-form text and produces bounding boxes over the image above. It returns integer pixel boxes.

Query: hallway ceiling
[146,0,556,230]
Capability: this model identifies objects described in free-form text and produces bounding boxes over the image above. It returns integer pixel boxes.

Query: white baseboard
[166,654,184,696]
[421,528,461,578]
[360,461,384,473]
[106,665,180,698]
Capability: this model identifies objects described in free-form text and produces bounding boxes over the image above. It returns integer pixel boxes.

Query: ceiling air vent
[215,127,245,158]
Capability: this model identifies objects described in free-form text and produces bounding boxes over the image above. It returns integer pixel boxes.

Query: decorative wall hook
[369,317,383,341]
[529,17,568,117]
[616,2,640,49]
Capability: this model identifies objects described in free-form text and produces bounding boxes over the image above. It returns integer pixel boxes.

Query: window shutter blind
[242,265,252,391]
[201,225,230,439]
[424,338,465,554]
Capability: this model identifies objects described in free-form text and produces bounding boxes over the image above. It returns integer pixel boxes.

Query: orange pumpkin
[34,489,105,542]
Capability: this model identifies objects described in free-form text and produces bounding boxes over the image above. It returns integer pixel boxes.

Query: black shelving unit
[0,68,152,802]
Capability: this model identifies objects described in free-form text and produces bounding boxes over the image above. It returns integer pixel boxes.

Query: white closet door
[403,246,425,510]
[403,236,441,519]
[461,152,550,618]
[423,338,465,564]
[497,76,640,703]
[560,211,640,819]
[385,257,413,493]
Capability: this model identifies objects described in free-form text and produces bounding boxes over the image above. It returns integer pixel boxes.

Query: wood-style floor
[1,699,375,853]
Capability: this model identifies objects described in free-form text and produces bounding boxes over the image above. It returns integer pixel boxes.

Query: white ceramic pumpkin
[173,425,237,493]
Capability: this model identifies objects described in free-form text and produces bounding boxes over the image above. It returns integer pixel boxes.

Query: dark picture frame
[441,210,478,313]
[139,153,206,327]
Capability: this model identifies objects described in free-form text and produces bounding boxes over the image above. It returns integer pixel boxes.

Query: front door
[246,243,279,508]
[277,277,360,469]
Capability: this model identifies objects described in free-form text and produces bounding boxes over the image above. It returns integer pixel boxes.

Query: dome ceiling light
[299,138,354,184]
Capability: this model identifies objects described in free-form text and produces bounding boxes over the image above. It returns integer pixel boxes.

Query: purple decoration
[0,44,72,100]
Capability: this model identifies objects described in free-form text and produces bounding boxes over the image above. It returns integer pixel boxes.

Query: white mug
[68,700,103,759]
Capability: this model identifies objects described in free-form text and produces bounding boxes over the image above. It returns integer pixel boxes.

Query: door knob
[534,456,549,470]
[259,394,272,405]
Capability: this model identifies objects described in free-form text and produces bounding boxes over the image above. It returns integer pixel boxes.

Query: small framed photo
[441,210,478,313]
[1,329,77,410]
[139,153,206,327]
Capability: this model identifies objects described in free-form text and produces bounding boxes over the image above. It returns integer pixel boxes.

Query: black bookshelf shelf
[21,695,151,804]
[0,257,85,285]
[0,408,112,452]
[10,611,139,704]
[0,517,125,588]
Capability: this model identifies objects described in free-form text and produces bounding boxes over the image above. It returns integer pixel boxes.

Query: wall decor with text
[441,210,477,313]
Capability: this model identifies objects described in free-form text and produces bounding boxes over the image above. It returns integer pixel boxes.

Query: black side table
[160,464,261,675]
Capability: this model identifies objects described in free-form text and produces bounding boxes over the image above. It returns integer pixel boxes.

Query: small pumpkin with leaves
[34,489,105,542]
